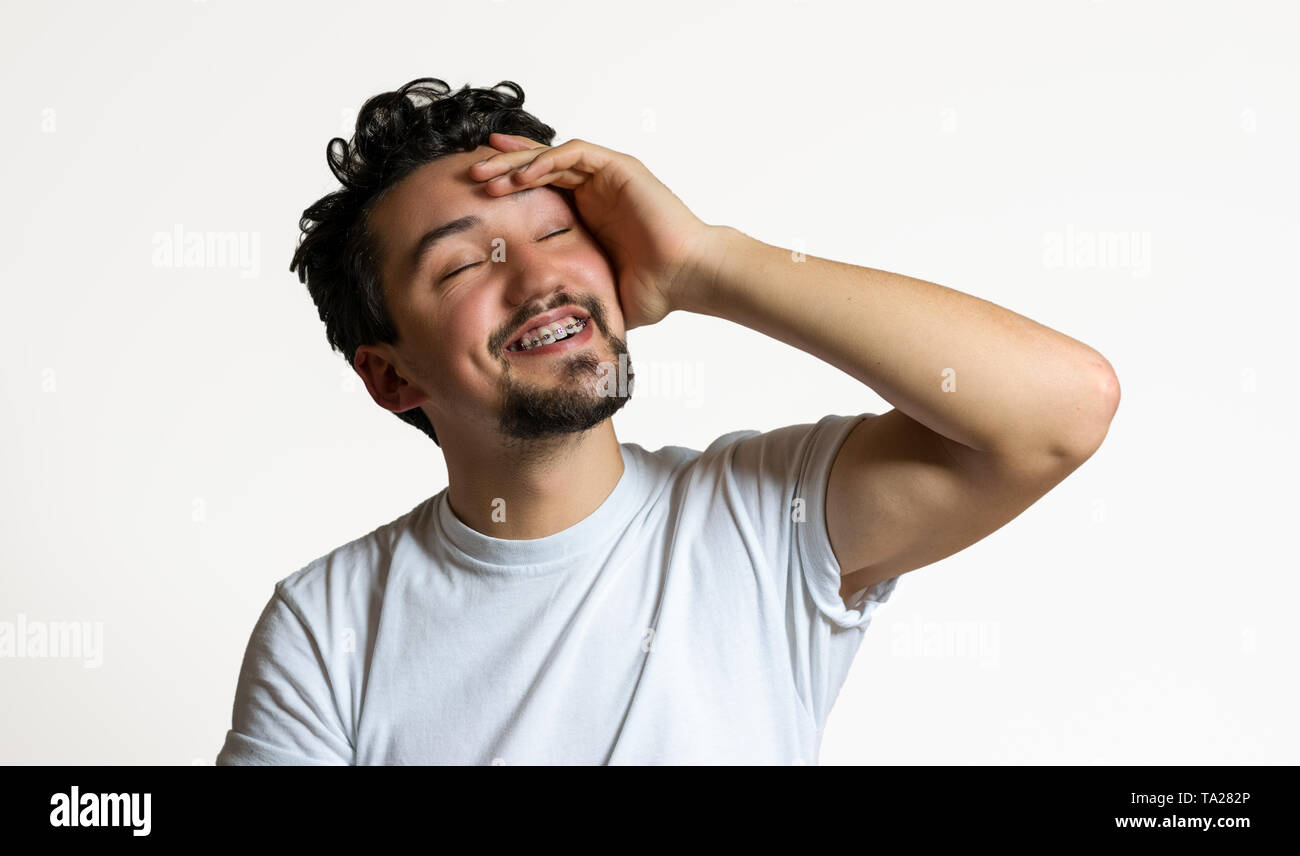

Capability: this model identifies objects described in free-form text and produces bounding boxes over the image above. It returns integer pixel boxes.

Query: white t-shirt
[216,412,899,765]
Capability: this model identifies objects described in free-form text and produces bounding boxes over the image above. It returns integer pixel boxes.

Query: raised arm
[680,226,1120,597]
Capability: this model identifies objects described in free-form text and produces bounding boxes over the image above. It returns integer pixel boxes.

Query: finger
[488,132,545,151]
[484,166,589,195]
[511,139,613,183]
[468,145,551,180]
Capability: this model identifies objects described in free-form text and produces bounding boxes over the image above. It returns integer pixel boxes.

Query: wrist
[673,224,745,317]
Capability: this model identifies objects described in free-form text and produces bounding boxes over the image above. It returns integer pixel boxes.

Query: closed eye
[441,261,482,282]
[440,229,571,282]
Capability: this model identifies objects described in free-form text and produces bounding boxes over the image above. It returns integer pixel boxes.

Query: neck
[442,419,625,540]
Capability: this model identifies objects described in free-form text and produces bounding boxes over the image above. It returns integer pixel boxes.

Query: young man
[216,78,1119,765]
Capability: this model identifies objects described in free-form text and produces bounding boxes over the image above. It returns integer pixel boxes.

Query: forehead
[369,147,571,288]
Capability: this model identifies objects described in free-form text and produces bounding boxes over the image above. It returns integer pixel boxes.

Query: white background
[1,0,1295,764]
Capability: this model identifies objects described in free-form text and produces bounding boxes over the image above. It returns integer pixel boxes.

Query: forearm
[680,225,1119,463]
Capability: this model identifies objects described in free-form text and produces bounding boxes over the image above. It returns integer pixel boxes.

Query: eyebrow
[409,186,546,275]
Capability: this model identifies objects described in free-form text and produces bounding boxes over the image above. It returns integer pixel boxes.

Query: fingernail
[471,159,488,167]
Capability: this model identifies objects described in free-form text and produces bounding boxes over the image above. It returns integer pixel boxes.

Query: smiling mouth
[505,314,592,353]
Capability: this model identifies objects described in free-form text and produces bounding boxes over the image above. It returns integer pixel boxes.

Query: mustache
[490,292,610,355]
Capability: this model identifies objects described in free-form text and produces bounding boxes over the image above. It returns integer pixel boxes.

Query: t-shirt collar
[434,443,642,572]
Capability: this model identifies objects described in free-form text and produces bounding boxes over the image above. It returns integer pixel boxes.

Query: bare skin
[356,133,1120,604]
[354,146,636,540]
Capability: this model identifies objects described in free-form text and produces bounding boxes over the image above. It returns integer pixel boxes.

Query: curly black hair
[288,78,558,446]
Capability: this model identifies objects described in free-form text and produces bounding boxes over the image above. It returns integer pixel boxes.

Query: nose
[501,234,570,311]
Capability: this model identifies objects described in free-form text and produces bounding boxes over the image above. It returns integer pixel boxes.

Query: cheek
[568,249,624,326]
[396,301,482,381]
[574,234,615,273]
[562,243,617,302]
[442,301,502,361]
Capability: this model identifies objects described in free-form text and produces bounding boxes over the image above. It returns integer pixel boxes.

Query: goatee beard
[496,330,635,443]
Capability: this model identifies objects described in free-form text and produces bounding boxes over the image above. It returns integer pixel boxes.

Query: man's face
[360,145,633,446]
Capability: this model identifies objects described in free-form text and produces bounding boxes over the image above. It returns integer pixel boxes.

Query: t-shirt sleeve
[216,584,354,765]
[711,412,901,730]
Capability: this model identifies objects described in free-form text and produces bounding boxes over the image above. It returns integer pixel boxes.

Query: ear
[353,345,431,413]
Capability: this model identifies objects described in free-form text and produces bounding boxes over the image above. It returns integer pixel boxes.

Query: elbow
[1049,354,1121,464]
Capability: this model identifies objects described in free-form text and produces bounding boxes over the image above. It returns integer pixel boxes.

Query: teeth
[507,316,587,352]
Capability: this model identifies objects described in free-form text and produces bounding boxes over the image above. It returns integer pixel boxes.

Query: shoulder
[684,414,868,480]
[274,493,439,620]
[623,420,809,474]
[619,415,866,514]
